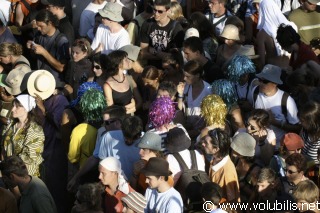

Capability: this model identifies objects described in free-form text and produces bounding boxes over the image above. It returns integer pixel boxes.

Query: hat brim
[256,73,283,85]
[98,9,124,22]
[141,167,172,177]
[27,70,56,100]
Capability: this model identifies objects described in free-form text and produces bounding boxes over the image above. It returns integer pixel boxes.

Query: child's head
[201,182,223,206]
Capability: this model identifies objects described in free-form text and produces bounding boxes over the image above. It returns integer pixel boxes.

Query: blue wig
[227,55,255,82]
[211,79,238,110]
[70,82,103,107]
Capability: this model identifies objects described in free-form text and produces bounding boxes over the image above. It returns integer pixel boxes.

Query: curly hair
[148,97,176,129]
[0,42,23,57]
[79,88,107,122]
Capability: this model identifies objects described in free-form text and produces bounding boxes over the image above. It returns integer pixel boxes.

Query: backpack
[9,0,38,26]
[173,150,210,204]
[253,87,289,122]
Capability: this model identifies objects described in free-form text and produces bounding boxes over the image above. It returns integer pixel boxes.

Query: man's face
[201,136,217,155]
[103,113,120,131]
[2,174,18,189]
[145,175,161,189]
[285,164,302,184]
[183,47,199,61]
[153,5,169,22]
[257,180,273,197]
[98,165,117,185]
[258,78,277,94]
[302,0,317,12]
[36,21,52,35]
[208,0,222,14]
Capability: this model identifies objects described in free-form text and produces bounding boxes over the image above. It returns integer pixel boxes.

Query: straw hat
[27,70,56,100]
[236,45,259,59]
[5,66,31,95]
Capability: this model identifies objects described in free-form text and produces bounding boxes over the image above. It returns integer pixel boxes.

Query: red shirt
[290,42,320,70]
[103,185,135,213]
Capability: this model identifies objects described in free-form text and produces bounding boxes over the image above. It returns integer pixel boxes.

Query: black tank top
[112,88,133,106]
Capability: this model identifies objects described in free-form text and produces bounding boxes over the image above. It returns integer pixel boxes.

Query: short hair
[183,37,204,54]
[201,182,223,205]
[75,183,104,212]
[207,128,230,158]
[285,153,307,173]
[122,116,143,141]
[293,180,319,203]
[276,24,301,49]
[0,42,23,57]
[154,0,171,10]
[36,9,59,27]
[158,81,177,97]
[184,60,203,77]
[0,156,29,177]
[103,105,126,122]
[258,168,277,183]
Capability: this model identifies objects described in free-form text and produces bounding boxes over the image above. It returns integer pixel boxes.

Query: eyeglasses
[153,8,167,14]
[258,78,271,84]
[284,168,298,174]
[93,65,101,70]
[104,119,118,126]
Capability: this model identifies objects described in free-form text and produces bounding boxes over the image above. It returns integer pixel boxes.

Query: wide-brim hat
[256,64,283,85]
[165,127,191,153]
[141,157,171,177]
[137,132,163,151]
[236,45,259,59]
[98,2,124,22]
[231,132,256,157]
[5,66,31,95]
[220,24,240,41]
[120,45,141,61]
[308,0,319,4]
[27,70,56,100]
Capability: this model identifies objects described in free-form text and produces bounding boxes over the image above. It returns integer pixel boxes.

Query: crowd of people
[0,0,320,212]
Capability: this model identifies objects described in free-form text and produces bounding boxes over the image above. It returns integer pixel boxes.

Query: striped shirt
[301,129,320,165]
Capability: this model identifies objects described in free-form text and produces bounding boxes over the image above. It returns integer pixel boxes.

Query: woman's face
[247,118,260,134]
[139,148,157,161]
[12,102,27,119]
[93,62,102,77]
[0,55,11,64]
[120,57,132,70]
[72,46,87,62]
[142,78,158,89]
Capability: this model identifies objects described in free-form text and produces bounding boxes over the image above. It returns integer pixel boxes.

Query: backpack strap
[252,85,259,105]
[19,0,32,13]
[190,150,198,170]
[173,152,189,171]
[281,91,289,123]
[14,61,30,67]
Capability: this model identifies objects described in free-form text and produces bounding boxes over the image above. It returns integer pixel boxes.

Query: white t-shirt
[78,1,107,37]
[167,149,205,184]
[145,187,184,213]
[254,89,299,148]
[183,80,212,117]
[91,25,130,54]
[234,78,258,104]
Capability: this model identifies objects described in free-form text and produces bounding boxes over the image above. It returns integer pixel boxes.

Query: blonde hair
[169,2,184,20]
[293,180,319,203]
[0,42,23,57]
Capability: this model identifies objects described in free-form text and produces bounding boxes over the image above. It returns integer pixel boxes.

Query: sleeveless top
[112,88,132,106]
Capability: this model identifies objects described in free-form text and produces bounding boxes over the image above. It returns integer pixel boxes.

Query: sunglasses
[93,65,101,70]
[258,78,271,84]
[153,8,167,14]
[284,168,298,174]
[104,119,118,126]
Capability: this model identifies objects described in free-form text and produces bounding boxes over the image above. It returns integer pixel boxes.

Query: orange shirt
[104,185,135,213]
